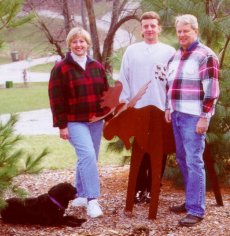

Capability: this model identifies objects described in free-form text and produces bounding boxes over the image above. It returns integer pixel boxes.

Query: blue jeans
[68,120,103,198]
[171,111,206,218]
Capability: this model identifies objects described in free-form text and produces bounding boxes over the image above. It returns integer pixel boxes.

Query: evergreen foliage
[0,115,49,208]
[207,68,230,184]
[106,138,126,154]
[0,0,34,49]
[0,0,33,30]
[0,0,43,207]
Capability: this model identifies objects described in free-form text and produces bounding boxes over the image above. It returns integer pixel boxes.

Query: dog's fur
[0,182,86,227]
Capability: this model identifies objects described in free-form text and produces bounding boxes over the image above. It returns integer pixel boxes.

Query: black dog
[0,182,86,227]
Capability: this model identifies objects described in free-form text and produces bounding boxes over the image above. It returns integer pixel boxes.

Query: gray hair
[175,14,198,30]
[66,27,91,48]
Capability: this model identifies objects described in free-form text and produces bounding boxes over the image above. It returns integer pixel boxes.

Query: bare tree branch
[85,0,140,71]
[25,3,65,58]
[219,36,230,69]
[102,13,140,69]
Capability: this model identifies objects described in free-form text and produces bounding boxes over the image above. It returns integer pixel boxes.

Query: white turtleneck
[71,52,87,70]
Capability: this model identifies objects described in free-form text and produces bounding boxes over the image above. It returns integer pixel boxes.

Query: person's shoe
[134,190,146,204]
[145,192,151,203]
[87,199,103,218]
[72,197,87,207]
[179,214,203,227]
[169,203,186,213]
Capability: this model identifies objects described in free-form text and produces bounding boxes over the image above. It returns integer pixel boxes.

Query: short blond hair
[175,14,198,30]
[66,27,91,48]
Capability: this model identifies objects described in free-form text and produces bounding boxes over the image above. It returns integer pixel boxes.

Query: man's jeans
[171,111,206,218]
[68,120,103,198]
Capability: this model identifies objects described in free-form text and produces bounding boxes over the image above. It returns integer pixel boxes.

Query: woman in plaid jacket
[48,27,108,218]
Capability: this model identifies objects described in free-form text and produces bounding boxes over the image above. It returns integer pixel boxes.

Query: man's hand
[59,128,69,140]
[196,117,209,134]
[165,109,171,123]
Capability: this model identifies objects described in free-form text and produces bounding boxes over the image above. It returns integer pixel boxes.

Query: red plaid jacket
[48,52,109,128]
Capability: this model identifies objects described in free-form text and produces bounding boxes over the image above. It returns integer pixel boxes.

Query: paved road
[0,109,59,135]
[0,55,60,85]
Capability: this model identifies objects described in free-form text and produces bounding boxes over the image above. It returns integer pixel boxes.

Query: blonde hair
[66,27,91,48]
[140,11,161,25]
[175,14,198,30]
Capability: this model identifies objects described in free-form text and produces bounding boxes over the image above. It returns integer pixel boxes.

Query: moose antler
[100,80,123,109]
[126,80,151,108]
[90,80,151,122]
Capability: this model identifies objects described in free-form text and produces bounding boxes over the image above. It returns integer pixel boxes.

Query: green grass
[0,83,49,114]
[17,135,129,170]
[111,48,125,73]
[0,55,11,64]
[28,62,54,73]
[18,135,76,170]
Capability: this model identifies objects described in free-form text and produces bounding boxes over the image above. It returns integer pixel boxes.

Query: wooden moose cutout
[91,81,223,219]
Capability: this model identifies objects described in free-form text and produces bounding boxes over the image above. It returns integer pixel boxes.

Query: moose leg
[125,141,145,213]
[135,153,150,194]
[148,151,163,219]
[203,143,223,206]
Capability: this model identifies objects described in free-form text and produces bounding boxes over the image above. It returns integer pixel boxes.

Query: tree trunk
[85,0,102,62]
[205,0,212,46]
[101,0,139,72]
[80,0,88,31]
[205,0,210,15]
[62,0,72,36]
[85,0,140,71]
[102,14,139,72]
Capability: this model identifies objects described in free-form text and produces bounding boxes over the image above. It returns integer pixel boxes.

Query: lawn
[0,61,131,168]
[28,62,54,73]
[17,135,129,170]
[0,81,128,169]
[0,55,11,64]
[0,82,49,114]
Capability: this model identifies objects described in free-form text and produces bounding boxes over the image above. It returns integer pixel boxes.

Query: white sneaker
[87,199,103,218]
[72,197,87,207]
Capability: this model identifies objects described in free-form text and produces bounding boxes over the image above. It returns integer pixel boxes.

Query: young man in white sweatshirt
[118,11,176,203]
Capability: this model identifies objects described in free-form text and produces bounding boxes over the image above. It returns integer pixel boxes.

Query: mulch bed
[0,165,229,236]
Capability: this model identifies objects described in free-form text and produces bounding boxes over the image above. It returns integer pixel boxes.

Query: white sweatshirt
[119,41,175,110]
